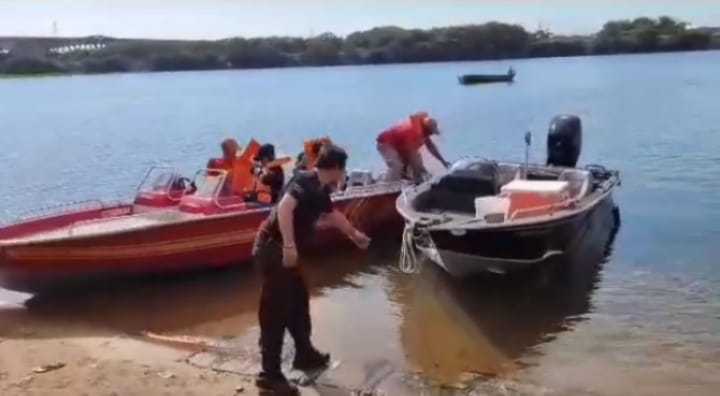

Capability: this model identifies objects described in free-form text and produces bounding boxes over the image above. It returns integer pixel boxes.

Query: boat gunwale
[396,161,620,231]
[1,181,406,248]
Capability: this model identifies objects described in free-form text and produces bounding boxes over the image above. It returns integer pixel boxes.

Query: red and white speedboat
[0,166,406,292]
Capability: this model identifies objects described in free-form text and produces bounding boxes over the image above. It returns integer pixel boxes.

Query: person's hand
[252,164,263,177]
[442,160,451,169]
[413,170,432,185]
[282,245,298,268]
[351,229,371,250]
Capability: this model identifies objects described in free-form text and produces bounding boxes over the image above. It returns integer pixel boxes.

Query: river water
[1,51,720,395]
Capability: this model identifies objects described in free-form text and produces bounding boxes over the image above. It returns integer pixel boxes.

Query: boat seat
[417,162,499,214]
[558,169,592,199]
[474,196,510,223]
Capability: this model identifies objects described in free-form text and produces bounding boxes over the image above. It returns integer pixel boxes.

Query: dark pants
[253,239,313,377]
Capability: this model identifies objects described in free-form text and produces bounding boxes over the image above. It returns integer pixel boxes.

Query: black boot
[293,348,330,371]
[255,372,300,395]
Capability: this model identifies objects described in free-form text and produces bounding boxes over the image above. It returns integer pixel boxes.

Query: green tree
[83,56,131,73]
[0,16,714,76]
[2,57,63,74]
[302,33,342,66]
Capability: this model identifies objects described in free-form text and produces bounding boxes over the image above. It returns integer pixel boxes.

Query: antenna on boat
[523,131,532,179]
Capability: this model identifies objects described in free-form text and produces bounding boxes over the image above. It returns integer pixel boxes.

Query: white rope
[399,222,427,274]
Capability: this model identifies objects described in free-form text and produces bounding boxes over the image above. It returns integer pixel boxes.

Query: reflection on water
[0,253,377,338]
[387,208,617,388]
[0,216,618,394]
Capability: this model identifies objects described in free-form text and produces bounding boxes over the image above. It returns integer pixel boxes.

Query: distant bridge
[0,36,112,58]
[0,36,206,59]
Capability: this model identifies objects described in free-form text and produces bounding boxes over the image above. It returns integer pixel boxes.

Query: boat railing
[13,200,106,223]
[66,204,183,233]
[336,180,407,199]
[180,169,405,210]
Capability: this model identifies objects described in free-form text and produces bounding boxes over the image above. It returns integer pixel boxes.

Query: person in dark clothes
[252,143,370,395]
[253,143,285,204]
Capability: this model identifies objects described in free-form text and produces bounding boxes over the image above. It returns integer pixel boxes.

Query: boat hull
[421,194,618,278]
[0,191,403,293]
[458,74,515,85]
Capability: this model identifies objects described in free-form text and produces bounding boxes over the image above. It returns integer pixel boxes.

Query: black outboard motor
[547,114,582,167]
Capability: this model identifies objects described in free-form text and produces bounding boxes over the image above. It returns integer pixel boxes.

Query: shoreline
[2,16,718,77]
[1,48,717,79]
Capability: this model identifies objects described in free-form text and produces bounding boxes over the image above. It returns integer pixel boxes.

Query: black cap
[255,144,276,161]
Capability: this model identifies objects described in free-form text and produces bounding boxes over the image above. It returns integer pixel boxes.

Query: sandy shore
[0,335,255,396]
[0,293,262,396]
[0,296,349,396]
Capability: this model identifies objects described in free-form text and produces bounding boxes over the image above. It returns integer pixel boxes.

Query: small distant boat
[458,68,516,85]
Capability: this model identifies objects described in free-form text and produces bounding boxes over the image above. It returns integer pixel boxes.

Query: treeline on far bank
[1,16,718,75]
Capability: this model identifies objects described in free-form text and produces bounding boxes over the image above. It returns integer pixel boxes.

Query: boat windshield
[191,170,227,198]
[137,167,180,194]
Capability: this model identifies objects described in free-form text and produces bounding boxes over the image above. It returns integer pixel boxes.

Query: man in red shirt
[206,138,241,196]
[207,138,240,170]
[376,112,450,182]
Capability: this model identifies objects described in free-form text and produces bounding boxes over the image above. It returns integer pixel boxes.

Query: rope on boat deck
[399,222,430,274]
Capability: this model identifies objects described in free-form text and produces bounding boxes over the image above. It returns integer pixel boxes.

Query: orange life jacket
[229,139,262,196]
[377,112,429,153]
[207,139,242,184]
[206,156,237,196]
[302,137,332,171]
[207,157,234,171]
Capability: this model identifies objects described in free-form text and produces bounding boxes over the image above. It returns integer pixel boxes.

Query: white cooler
[501,179,570,199]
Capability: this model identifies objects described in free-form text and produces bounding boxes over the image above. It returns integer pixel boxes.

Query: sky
[1,0,719,39]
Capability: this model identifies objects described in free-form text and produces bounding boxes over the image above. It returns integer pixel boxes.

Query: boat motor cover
[547,114,582,168]
[416,158,499,214]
